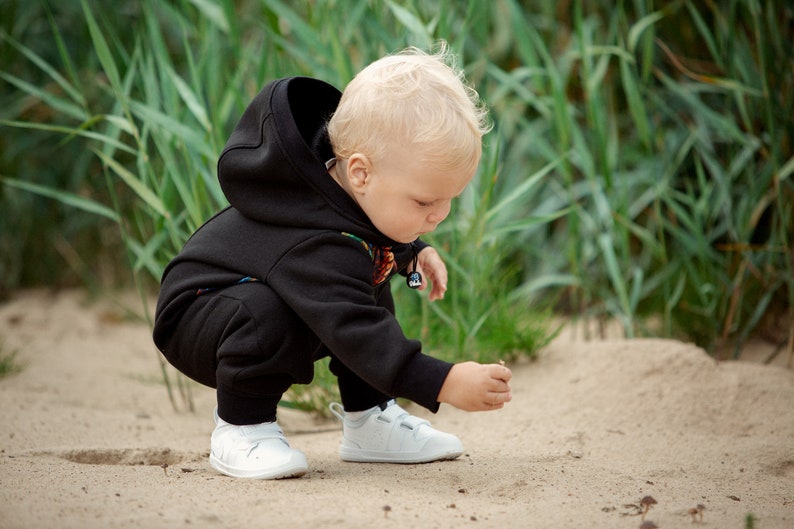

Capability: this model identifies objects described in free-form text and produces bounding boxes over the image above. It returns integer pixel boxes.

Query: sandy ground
[0,288,792,529]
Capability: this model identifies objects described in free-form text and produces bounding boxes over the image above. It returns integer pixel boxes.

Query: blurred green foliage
[1,1,792,380]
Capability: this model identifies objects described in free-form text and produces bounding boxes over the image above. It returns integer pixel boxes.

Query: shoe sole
[209,453,309,479]
[339,447,463,464]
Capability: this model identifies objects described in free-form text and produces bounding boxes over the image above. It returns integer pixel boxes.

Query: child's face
[343,146,475,243]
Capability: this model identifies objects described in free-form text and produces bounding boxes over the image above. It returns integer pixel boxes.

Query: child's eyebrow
[415,196,455,203]
[413,186,467,203]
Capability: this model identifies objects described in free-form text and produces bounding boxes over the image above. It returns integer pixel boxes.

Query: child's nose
[427,201,451,224]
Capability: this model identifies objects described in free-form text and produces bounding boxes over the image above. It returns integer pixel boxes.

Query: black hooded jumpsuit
[152,77,454,425]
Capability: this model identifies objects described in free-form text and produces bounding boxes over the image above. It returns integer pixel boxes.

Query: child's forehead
[377,151,474,195]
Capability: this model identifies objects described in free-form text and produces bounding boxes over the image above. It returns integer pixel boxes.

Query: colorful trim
[196,276,259,296]
[341,232,396,286]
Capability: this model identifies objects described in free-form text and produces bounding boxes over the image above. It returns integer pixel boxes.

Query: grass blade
[1,177,120,221]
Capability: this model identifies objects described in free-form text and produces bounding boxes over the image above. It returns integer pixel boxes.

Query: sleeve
[266,232,452,411]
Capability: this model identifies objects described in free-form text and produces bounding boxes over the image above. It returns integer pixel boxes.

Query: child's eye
[415,200,432,207]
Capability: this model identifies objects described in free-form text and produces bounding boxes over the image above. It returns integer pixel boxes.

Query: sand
[0,288,792,529]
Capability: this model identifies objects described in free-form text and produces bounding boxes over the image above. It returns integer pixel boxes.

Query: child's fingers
[415,260,447,301]
[428,282,446,301]
[485,389,512,408]
[489,363,512,383]
[486,377,511,394]
[484,366,512,408]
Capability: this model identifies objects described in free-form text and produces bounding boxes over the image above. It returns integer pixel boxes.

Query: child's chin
[390,234,417,244]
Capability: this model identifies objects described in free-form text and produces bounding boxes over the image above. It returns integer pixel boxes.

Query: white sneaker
[209,410,308,479]
[329,400,464,463]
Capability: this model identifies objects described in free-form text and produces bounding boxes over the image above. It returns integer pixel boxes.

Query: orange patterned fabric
[341,232,396,286]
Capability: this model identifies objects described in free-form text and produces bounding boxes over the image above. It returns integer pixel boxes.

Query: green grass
[0,345,21,379]
[1,0,792,411]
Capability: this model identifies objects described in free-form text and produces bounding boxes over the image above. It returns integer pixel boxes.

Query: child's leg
[158,282,315,478]
[323,281,394,410]
[328,354,391,412]
[161,282,316,423]
[326,284,463,464]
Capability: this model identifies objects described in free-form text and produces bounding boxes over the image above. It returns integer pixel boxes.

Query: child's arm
[437,361,513,411]
[417,246,513,410]
[415,246,447,301]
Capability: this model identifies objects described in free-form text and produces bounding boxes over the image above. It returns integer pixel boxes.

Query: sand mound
[1,289,792,528]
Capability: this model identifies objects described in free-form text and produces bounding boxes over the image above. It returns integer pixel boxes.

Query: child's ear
[347,153,370,192]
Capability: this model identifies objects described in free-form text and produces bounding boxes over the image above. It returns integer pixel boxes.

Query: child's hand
[416,246,447,301]
[437,361,513,411]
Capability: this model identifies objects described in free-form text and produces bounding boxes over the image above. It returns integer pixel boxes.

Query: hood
[217,77,390,243]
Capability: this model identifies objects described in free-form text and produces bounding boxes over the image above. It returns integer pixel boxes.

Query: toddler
[153,44,512,479]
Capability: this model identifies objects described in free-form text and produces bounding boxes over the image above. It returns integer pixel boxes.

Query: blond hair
[327,43,490,173]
